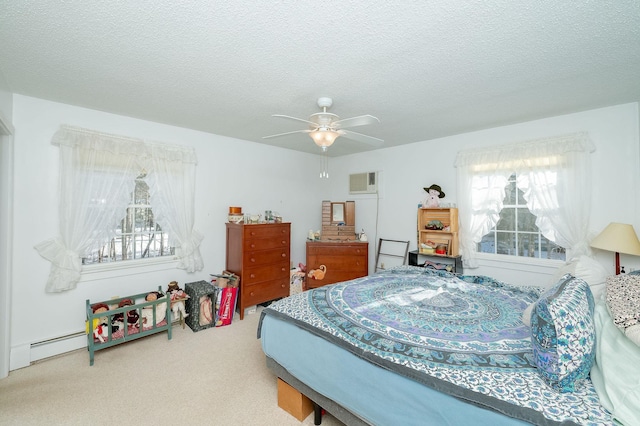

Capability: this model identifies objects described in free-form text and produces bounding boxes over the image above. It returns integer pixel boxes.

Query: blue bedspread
[259,267,612,425]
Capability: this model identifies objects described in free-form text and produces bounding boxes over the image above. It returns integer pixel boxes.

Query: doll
[167,281,189,321]
[423,184,445,208]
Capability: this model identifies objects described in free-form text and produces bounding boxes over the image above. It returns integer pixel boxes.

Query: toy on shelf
[423,184,445,208]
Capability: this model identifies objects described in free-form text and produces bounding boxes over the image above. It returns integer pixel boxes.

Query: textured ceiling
[1,1,639,156]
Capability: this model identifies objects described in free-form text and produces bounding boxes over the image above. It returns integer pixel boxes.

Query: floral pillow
[530,273,596,392]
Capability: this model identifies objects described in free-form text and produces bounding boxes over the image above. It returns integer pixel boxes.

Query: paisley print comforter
[259,266,612,425]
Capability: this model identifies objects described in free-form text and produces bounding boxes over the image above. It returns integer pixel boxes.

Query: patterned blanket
[260,267,612,425]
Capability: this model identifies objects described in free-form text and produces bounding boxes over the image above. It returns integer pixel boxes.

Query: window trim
[79,253,179,282]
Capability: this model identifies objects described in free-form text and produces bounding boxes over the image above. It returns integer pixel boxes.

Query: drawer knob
[250,244,256,249]
[281,253,286,258]
[281,240,286,245]
[250,291,255,296]
[250,258,256,263]
[281,284,285,288]
[250,274,256,279]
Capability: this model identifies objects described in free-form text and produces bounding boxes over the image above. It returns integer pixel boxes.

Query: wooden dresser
[305,241,369,288]
[225,222,291,320]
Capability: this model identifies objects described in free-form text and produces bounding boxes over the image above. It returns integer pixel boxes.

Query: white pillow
[523,255,608,326]
[549,255,608,299]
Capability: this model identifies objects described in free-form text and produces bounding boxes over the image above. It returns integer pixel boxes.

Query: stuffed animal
[111,298,140,331]
[308,264,327,280]
[167,281,189,321]
[141,291,167,326]
[423,184,445,208]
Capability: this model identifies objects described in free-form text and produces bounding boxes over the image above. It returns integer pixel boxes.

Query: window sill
[80,256,180,282]
[474,252,564,273]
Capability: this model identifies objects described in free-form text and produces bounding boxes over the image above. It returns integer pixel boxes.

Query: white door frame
[0,112,14,378]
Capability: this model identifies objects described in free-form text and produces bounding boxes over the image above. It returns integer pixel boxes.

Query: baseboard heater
[30,330,86,363]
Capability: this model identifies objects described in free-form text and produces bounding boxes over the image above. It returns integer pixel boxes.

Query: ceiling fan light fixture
[309,128,340,148]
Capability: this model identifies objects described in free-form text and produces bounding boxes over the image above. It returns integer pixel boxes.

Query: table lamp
[590,222,640,274]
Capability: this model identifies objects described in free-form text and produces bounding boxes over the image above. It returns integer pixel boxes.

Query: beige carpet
[0,307,343,426]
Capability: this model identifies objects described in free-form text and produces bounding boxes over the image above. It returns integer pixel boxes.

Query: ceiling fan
[263,97,384,150]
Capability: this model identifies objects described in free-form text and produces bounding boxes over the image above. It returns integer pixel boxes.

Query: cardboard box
[277,378,314,421]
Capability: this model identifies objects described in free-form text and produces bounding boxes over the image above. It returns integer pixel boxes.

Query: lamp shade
[309,129,339,148]
[590,222,640,255]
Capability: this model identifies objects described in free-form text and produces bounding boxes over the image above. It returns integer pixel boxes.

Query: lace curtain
[454,132,595,268]
[35,126,203,292]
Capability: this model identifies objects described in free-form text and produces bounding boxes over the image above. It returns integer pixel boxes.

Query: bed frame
[85,286,172,366]
[267,357,368,426]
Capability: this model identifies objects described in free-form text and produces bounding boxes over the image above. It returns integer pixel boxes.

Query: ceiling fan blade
[262,129,311,139]
[272,114,317,126]
[340,129,384,146]
[332,115,380,129]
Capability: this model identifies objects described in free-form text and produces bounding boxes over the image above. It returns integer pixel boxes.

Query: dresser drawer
[245,237,289,251]
[243,262,289,285]
[307,270,366,288]
[307,245,367,257]
[243,224,290,240]
[307,254,367,272]
[242,280,289,306]
[245,249,289,266]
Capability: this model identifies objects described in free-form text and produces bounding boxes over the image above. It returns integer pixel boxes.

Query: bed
[86,287,171,366]
[258,266,622,425]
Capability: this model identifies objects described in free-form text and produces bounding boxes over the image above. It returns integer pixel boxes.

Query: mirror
[331,202,345,223]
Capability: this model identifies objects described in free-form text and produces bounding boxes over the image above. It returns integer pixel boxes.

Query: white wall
[8,96,640,371]
[328,102,640,286]
[9,95,328,369]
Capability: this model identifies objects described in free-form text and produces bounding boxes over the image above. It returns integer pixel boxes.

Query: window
[477,174,566,260]
[455,133,594,268]
[82,174,174,265]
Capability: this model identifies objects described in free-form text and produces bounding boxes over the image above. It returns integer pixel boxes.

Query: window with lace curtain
[36,126,203,293]
[455,132,594,269]
[81,173,175,265]
[477,173,566,260]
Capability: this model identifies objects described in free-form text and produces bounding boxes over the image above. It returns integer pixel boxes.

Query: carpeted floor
[0,307,343,426]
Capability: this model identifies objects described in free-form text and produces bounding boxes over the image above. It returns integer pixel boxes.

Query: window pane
[496,208,515,230]
[517,233,537,257]
[478,232,496,253]
[496,232,516,255]
[517,208,538,232]
[504,180,517,205]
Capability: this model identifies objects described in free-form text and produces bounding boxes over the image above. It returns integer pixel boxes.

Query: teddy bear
[167,281,189,321]
[423,184,445,208]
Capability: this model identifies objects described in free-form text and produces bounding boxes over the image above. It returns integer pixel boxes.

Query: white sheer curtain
[455,132,595,268]
[35,126,203,292]
[146,142,203,273]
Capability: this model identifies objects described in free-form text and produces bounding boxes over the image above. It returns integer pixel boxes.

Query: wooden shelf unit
[417,207,459,257]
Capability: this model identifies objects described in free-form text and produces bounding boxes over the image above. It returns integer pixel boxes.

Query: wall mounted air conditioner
[349,171,378,194]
